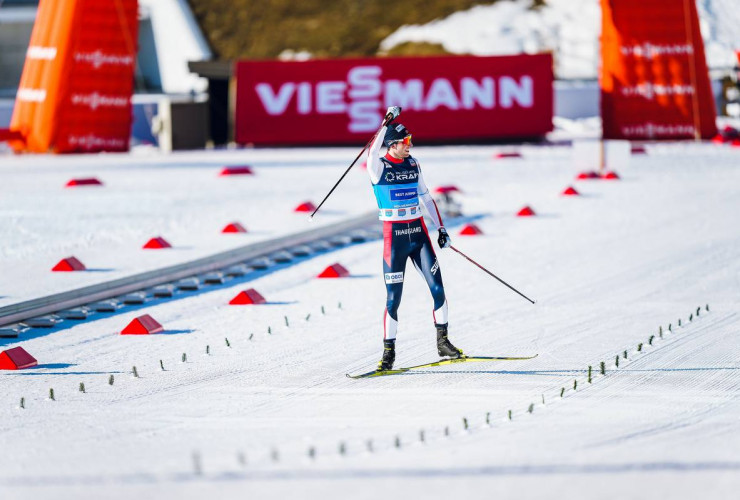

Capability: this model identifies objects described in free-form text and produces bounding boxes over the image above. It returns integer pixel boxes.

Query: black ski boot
[436,324,463,358]
[377,339,396,371]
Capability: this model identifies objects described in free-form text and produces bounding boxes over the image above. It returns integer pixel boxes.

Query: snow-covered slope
[381,0,740,79]
[1,140,739,499]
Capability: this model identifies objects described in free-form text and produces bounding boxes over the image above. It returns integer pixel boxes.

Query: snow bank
[381,0,740,79]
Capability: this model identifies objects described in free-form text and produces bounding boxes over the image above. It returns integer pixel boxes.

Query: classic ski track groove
[2,146,738,491]
[2,252,731,471]
[302,309,725,465]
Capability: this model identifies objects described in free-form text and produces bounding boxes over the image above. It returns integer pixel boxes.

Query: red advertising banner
[235,54,553,146]
[9,0,138,153]
[600,0,717,140]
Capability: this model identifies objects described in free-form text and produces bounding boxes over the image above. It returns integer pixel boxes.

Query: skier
[367,106,463,371]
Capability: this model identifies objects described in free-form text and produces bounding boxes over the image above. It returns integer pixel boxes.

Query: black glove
[437,227,451,249]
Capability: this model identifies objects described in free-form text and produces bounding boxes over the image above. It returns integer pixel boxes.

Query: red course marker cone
[433,185,461,195]
[52,256,86,272]
[493,151,522,159]
[65,177,103,187]
[120,314,164,335]
[222,222,247,233]
[517,206,536,217]
[142,237,171,249]
[459,223,483,235]
[576,171,600,180]
[562,186,580,196]
[602,171,620,180]
[0,347,38,370]
[219,166,253,176]
[229,288,267,305]
[317,263,350,278]
[294,201,317,213]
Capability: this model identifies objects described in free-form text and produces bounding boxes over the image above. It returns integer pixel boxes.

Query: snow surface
[0,147,375,306]
[138,0,212,93]
[1,139,740,499]
[381,0,740,79]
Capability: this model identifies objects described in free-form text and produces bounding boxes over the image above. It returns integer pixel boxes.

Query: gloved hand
[437,227,451,249]
[385,106,402,122]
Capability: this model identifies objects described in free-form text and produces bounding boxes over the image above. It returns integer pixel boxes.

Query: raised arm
[367,106,401,184]
[367,124,387,185]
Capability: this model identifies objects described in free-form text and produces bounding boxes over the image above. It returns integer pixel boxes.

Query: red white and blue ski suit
[367,125,448,340]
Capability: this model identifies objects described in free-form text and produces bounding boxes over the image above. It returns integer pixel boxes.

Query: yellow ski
[346,354,537,379]
[346,368,409,379]
[403,354,538,371]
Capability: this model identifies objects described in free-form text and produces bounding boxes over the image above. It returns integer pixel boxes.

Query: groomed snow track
[0,212,380,329]
[1,143,739,500]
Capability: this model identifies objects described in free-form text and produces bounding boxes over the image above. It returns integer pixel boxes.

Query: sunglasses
[395,134,412,146]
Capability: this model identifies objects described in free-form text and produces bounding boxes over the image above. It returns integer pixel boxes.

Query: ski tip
[347,368,408,379]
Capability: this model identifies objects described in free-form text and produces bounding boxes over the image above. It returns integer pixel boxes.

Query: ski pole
[309,111,396,219]
[450,245,536,305]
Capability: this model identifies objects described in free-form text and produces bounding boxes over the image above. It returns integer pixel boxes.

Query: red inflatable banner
[235,54,553,146]
[9,0,138,153]
[600,0,717,140]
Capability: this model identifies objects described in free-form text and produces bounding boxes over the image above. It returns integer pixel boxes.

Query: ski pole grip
[383,107,402,125]
[311,109,401,220]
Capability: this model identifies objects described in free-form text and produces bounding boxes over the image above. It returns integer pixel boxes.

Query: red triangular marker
[517,206,536,217]
[459,224,483,235]
[576,171,600,180]
[562,186,580,196]
[317,263,350,278]
[143,237,171,249]
[120,314,164,335]
[52,256,86,272]
[434,185,461,194]
[294,201,317,213]
[222,222,247,233]
[219,166,253,176]
[229,289,267,305]
[0,347,38,370]
[65,177,103,187]
[493,152,521,159]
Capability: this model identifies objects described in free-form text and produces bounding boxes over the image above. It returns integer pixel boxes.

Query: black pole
[450,245,536,305]
[309,112,395,219]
